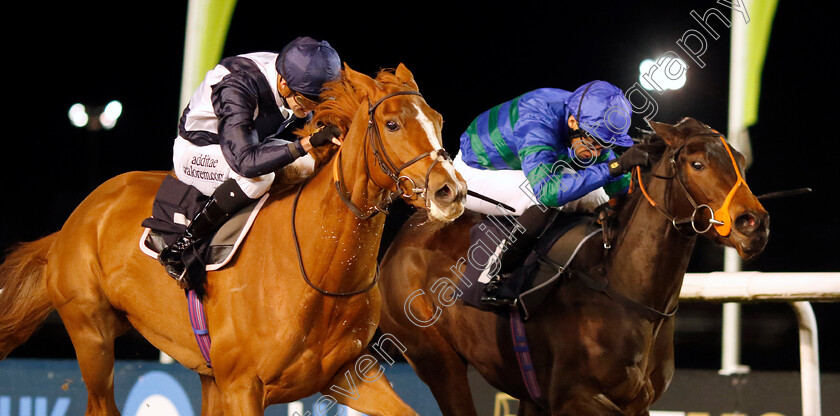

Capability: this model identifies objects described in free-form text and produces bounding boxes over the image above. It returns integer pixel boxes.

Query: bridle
[571,130,754,321]
[580,131,749,320]
[332,90,452,219]
[291,89,450,297]
[633,132,750,236]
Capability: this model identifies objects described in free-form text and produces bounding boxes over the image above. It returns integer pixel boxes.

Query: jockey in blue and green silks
[452,80,651,307]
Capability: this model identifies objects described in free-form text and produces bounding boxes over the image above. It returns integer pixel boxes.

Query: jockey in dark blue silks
[451,80,651,307]
[158,36,344,286]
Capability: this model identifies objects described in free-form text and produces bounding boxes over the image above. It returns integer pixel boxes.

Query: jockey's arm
[599,148,632,198]
[519,123,615,207]
[212,74,306,178]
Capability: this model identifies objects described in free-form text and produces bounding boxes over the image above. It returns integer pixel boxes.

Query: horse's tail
[0,233,57,360]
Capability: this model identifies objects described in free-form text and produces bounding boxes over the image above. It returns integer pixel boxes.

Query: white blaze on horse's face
[412,103,460,181]
[412,103,466,221]
[412,103,443,149]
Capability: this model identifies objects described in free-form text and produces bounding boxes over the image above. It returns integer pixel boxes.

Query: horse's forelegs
[400,334,477,416]
[199,375,224,416]
[323,353,418,416]
[216,376,264,416]
[55,297,130,415]
[552,393,625,416]
[518,400,549,416]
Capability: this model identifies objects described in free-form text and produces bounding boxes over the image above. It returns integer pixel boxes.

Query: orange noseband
[633,134,750,237]
[712,135,750,236]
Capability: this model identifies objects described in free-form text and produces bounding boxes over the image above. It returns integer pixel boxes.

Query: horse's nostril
[435,184,453,201]
[735,211,761,234]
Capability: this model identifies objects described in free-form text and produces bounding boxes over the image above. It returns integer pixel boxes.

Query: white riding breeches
[172,137,314,198]
[452,151,608,216]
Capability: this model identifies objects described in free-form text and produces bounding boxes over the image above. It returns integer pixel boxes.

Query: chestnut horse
[0,63,466,415]
[378,118,769,415]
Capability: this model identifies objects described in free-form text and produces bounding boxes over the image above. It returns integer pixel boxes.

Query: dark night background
[3,0,838,374]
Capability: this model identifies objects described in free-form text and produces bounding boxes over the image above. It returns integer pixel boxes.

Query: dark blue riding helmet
[276,37,341,97]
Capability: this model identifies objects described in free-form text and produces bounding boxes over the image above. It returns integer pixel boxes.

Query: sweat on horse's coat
[0,63,466,416]
[378,117,770,415]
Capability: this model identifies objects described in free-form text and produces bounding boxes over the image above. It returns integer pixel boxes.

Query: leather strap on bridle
[294,89,445,296]
[570,267,678,321]
[333,90,450,219]
[633,132,748,236]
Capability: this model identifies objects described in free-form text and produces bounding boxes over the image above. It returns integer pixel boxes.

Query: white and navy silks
[174,52,315,198]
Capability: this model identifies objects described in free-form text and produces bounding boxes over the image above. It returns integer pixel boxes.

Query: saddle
[515,217,603,319]
[139,175,268,296]
[458,211,604,320]
[460,208,617,408]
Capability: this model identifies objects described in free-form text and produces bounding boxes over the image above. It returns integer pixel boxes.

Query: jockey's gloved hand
[309,125,342,148]
[608,146,650,176]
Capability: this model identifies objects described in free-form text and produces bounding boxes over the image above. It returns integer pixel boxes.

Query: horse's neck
[295,135,388,284]
[331,136,388,216]
[609,163,696,313]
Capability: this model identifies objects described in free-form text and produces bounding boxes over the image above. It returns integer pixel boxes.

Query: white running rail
[680,272,840,416]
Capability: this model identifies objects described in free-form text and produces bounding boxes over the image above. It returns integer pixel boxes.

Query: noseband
[333,90,452,219]
[634,132,750,236]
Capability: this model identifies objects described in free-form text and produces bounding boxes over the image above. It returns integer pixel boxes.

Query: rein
[570,267,678,321]
[332,90,451,219]
[291,184,380,297]
[634,133,749,236]
[291,89,445,296]
[583,132,748,319]
[559,228,678,321]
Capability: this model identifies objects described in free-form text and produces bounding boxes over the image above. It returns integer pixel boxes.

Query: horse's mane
[631,130,668,163]
[294,67,414,167]
[611,130,668,203]
[607,131,670,240]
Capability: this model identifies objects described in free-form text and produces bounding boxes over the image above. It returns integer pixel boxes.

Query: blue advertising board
[0,359,441,416]
[2,358,839,415]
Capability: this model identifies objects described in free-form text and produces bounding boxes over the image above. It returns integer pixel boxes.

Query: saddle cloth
[139,175,268,272]
[516,218,602,319]
[458,212,602,319]
[139,197,267,269]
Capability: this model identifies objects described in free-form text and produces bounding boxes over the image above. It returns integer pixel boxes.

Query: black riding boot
[481,205,556,307]
[158,179,252,288]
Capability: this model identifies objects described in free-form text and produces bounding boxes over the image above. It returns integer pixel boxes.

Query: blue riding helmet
[276,37,341,97]
[567,81,633,148]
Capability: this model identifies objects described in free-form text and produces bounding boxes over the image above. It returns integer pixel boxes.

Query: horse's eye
[385,120,400,132]
[691,161,704,171]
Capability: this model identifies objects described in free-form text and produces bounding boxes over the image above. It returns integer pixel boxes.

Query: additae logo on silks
[121,371,195,416]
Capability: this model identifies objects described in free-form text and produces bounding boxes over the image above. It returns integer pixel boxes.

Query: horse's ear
[647,120,683,147]
[342,62,377,96]
[395,63,419,90]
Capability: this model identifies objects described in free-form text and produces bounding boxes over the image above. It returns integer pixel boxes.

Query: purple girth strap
[510,307,543,406]
[187,289,212,368]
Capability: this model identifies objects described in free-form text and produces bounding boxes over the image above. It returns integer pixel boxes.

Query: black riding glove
[309,125,342,148]
[608,146,650,176]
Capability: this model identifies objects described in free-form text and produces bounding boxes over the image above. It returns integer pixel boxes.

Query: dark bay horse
[378,117,769,415]
[0,63,466,415]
